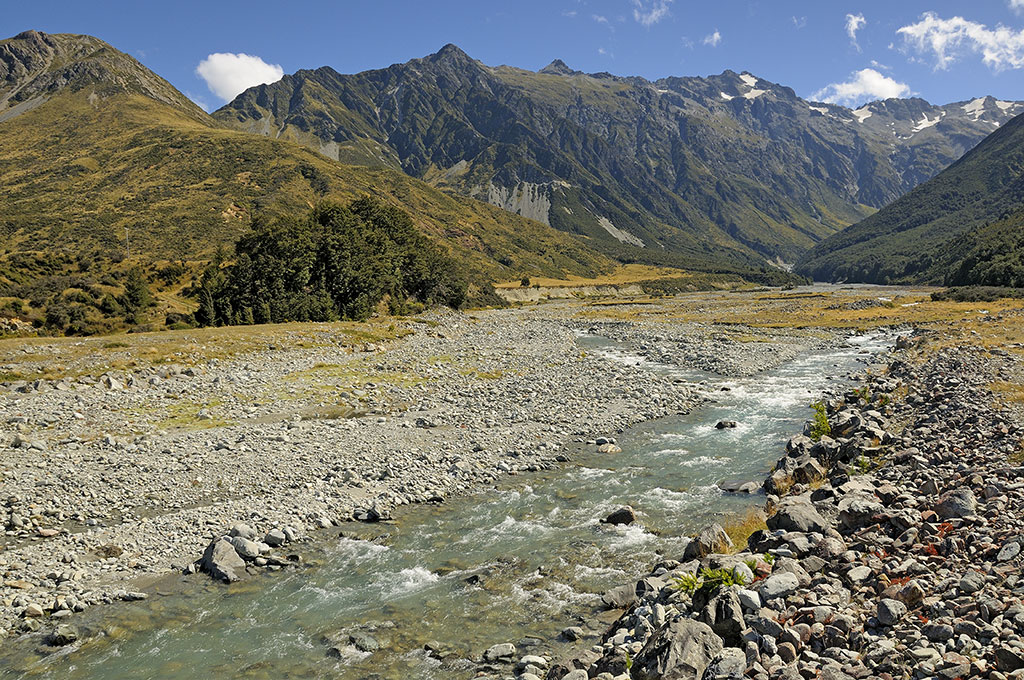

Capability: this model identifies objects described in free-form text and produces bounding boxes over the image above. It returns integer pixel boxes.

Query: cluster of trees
[193,197,467,326]
[0,266,154,336]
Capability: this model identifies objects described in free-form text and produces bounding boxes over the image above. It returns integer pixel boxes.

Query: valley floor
[1,285,1022,656]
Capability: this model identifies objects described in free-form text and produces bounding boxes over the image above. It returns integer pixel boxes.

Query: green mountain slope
[214,44,1023,264]
[0,31,615,292]
[794,110,1024,284]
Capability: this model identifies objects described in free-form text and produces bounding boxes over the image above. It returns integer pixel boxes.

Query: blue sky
[4,1,1023,111]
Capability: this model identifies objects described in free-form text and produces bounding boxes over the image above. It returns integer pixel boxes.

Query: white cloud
[897,12,1024,70]
[1011,0,1024,13]
[562,9,577,18]
[846,13,866,50]
[792,16,807,29]
[196,52,284,102]
[632,0,672,27]
[703,30,721,47]
[812,68,910,105]
[592,14,609,24]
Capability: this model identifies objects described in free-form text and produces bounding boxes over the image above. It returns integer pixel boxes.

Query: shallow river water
[0,332,894,679]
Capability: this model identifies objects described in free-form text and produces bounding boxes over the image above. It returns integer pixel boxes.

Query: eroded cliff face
[483,182,553,226]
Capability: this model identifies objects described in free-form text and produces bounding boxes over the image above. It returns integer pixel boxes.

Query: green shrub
[809,401,831,441]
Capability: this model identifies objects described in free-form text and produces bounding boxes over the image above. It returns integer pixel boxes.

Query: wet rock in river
[715,420,737,429]
[47,624,78,646]
[601,506,637,526]
[483,642,516,661]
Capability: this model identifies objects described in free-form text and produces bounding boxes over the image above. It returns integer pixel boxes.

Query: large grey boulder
[227,535,263,560]
[767,497,830,534]
[934,488,977,518]
[632,617,724,679]
[602,583,638,609]
[698,587,746,646]
[757,572,799,601]
[683,523,733,560]
[837,495,883,530]
[200,538,248,582]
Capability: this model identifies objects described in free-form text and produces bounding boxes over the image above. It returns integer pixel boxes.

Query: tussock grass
[722,507,767,551]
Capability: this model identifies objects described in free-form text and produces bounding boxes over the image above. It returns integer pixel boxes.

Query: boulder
[601,584,637,609]
[484,642,516,661]
[792,458,825,485]
[264,529,287,547]
[934,488,977,518]
[837,496,883,530]
[200,538,248,582]
[632,617,724,680]
[229,523,257,540]
[227,535,263,560]
[701,647,746,680]
[698,587,747,646]
[602,506,637,526]
[767,498,829,534]
[683,523,733,560]
[757,572,799,601]
[715,420,737,429]
[48,624,78,646]
[877,598,906,626]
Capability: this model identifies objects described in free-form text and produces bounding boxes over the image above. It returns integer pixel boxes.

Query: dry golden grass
[722,507,768,551]
[493,264,688,289]
[573,287,1024,333]
[0,320,410,382]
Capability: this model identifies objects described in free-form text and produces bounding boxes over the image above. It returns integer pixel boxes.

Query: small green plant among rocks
[670,567,747,595]
[809,401,831,441]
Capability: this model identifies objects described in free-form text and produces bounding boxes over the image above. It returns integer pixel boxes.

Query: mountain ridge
[214,43,1024,264]
[795,108,1024,285]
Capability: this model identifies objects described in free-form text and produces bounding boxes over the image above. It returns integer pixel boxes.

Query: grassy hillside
[795,111,1024,284]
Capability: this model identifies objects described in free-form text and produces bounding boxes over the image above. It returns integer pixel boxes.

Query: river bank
[531,307,1024,680]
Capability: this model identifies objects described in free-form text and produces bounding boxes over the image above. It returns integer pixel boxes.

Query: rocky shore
[518,323,1024,680]
[0,302,832,643]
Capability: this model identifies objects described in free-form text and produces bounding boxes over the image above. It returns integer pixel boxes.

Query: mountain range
[214,43,1023,265]
[0,31,614,297]
[796,108,1024,286]
[1,29,1022,334]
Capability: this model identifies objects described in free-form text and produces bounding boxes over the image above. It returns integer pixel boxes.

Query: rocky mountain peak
[538,59,578,76]
[429,43,473,66]
[0,30,206,121]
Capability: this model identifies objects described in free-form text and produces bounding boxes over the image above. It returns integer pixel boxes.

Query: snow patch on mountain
[911,113,942,133]
[962,97,987,120]
[852,106,873,123]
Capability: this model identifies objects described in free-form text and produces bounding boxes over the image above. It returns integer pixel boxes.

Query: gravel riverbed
[0,301,835,642]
